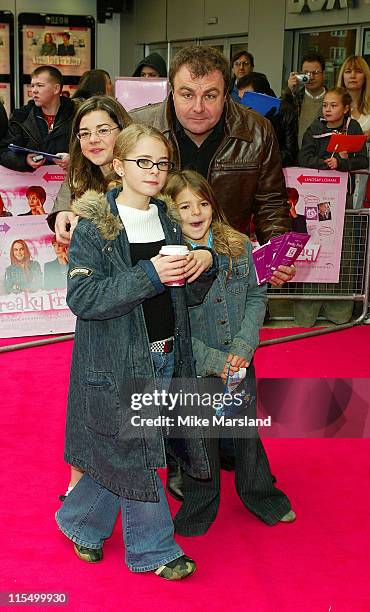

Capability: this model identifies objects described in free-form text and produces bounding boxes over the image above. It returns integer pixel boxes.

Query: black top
[130,240,175,342]
[174,102,225,178]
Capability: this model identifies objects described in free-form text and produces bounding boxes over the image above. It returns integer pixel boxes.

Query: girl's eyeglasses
[76,126,120,141]
[123,158,175,171]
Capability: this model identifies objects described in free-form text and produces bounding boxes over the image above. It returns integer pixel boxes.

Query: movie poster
[21,24,91,78]
[283,167,348,283]
[0,166,75,337]
[0,217,75,338]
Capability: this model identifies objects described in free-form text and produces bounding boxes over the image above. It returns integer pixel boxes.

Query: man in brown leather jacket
[131,46,291,246]
[48,45,293,283]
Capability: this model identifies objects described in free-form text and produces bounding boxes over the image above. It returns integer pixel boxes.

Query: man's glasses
[303,70,322,76]
[234,61,250,67]
[77,126,120,141]
[123,158,175,171]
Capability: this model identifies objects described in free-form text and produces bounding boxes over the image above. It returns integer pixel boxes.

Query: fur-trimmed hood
[72,190,123,241]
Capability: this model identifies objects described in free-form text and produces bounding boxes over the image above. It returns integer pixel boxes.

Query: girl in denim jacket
[164,170,295,535]
[56,126,216,580]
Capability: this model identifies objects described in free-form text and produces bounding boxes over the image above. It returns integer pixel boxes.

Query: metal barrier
[262,209,370,346]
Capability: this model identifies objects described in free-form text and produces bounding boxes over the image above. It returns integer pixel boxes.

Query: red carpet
[1,327,370,611]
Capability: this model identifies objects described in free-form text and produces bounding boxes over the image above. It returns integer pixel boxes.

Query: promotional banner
[0,166,75,338]
[115,77,168,111]
[283,167,348,283]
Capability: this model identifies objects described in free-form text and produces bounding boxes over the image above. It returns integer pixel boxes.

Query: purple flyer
[271,232,310,270]
[252,244,270,284]
[252,232,310,285]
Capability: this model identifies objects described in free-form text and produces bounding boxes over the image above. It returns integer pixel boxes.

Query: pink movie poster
[283,167,348,283]
[115,77,168,111]
[0,166,75,337]
[0,22,10,73]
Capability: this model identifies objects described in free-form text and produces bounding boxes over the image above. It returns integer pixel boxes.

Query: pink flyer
[283,167,348,283]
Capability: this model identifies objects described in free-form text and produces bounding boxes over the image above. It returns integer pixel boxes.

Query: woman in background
[337,55,370,208]
[72,70,114,104]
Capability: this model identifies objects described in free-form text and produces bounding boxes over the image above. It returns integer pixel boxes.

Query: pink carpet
[1,327,370,611]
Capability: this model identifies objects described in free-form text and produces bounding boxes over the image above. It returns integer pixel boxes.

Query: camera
[296,73,311,84]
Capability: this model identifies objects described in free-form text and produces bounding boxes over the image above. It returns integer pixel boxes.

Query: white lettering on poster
[287,0,348,13]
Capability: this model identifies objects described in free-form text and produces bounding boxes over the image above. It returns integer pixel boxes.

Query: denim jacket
[64,188,216,502]
[189,241,267,377]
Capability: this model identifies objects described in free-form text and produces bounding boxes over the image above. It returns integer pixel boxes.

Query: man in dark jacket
[0,65,74,172]
[57,32,75,56]
[131,47,292,258]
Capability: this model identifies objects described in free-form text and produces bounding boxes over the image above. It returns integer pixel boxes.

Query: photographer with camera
[282,52,326,147]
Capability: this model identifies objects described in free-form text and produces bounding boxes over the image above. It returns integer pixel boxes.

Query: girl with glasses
[55,123,216,579]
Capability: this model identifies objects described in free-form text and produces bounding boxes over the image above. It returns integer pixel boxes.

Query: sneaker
[279,510,296,523]
[73,542,103,563]
[154,555,196,580]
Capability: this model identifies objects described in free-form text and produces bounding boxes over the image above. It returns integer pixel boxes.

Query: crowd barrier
[263,208,370,347]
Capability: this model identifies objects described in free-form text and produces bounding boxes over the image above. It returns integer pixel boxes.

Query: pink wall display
[115,77,168,111]
[283,167,348,283]
[0,166,75,338]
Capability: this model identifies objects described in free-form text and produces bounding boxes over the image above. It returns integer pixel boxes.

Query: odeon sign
[287,0,357,12]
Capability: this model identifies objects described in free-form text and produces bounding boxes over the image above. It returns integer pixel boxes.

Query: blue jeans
[56,348,183,572]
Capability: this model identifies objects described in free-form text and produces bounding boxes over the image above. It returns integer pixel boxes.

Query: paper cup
[159,245,189,286]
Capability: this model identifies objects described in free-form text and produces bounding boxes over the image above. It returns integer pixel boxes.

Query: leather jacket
[130,95,291,244]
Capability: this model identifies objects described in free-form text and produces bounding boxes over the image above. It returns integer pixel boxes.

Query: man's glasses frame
[303,70,323,76]
[123,158,175,171]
